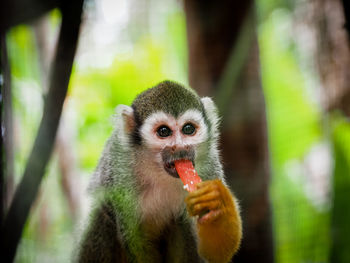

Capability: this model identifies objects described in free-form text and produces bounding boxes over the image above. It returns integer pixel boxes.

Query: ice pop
[174,159,202,192]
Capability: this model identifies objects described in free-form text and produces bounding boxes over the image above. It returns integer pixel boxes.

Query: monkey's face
[139,109,208,178]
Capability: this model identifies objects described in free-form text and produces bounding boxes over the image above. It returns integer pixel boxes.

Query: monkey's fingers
[185,191,221,216]
[190,200,221,217]
[202,179,235,210]
[195,180,218,189]
[187,181,219,199]
[215,180,236,209]
[191,180,233,208]
[185,189,220,205]
[198,209,223,224]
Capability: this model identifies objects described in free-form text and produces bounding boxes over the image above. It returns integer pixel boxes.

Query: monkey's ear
[115,105,135,135]
[201,97,220,135]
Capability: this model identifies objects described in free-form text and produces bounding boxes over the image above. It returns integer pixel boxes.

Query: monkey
[76,80,242,263]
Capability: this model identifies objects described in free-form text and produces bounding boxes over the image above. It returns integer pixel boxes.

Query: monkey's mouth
[161,146,195,179]
[163,159,195,179]
[164,161,179,178]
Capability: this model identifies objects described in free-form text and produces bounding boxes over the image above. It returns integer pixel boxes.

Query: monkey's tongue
[174,160,202,192]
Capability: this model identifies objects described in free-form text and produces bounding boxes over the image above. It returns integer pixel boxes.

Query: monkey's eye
[157,125,172,138]
[182,123,196,135]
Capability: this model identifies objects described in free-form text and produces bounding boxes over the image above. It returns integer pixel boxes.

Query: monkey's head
[118,80,220,180]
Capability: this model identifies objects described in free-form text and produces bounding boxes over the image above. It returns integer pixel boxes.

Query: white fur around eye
[140,111,176,148]
[178,109,208,145]
[140,110,208,149]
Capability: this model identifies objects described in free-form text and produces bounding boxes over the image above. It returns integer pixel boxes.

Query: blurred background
[1,0,350,262]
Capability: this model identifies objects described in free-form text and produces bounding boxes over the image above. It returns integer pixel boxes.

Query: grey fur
[77,81,224,262]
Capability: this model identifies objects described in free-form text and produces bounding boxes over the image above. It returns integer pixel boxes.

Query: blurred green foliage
[330,116,350,263]
[258,7,330,263]
[70,38,183,169]
[259,10,321,165]
[6,25,43,183]
[69,10,188,170]
[6,4,188,262]
[5,0,350,262]
[6,17,77,262]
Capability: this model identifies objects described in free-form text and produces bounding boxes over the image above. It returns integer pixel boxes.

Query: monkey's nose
[171,146,176,152]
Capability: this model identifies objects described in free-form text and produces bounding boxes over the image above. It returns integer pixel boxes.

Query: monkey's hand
[185,179,242,263]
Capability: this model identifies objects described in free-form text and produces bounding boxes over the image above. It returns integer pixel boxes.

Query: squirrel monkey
[77,81,242,262]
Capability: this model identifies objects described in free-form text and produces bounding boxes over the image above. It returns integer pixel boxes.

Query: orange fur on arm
[185,179,242,263]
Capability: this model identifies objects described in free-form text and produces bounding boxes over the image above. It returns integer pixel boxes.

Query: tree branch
[0,0,58,33]
[0,0,84,261]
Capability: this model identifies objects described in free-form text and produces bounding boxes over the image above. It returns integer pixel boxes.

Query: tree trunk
[313,0,350,116]
[184,1,274,262]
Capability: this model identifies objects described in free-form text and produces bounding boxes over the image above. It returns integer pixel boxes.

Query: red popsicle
[174,159,202,192]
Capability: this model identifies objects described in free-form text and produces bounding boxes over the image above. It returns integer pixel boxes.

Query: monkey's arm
[185,179,242,263]
[77,203,126,262]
